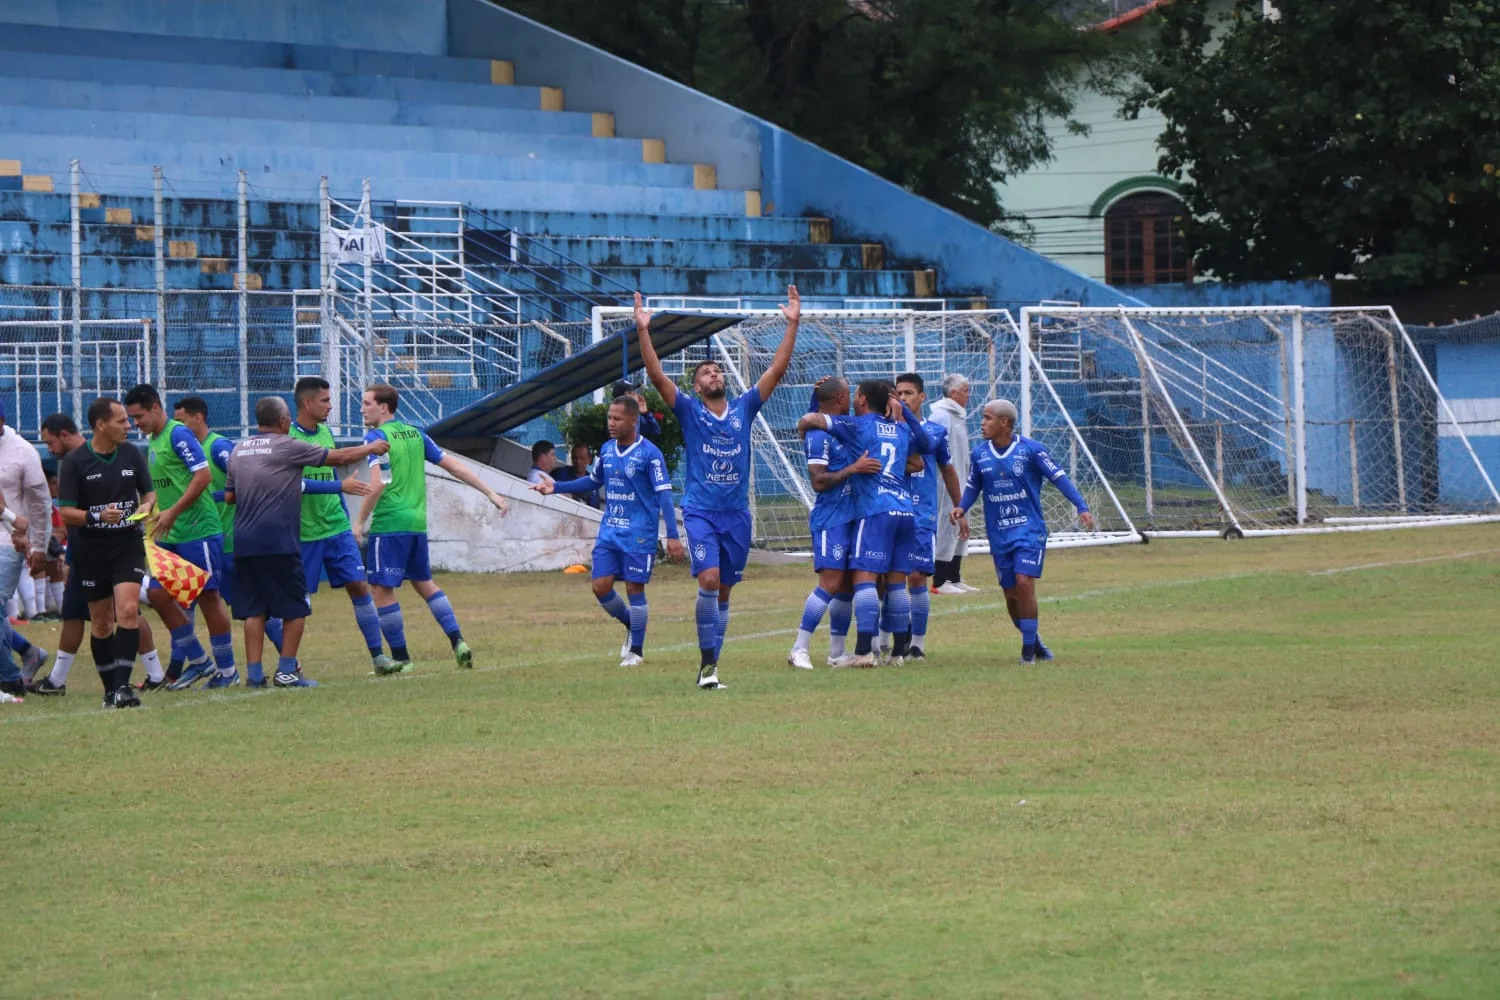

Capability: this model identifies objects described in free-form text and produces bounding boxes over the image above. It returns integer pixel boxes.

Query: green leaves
[503,0,1129,231]
[1130,0,1500,290]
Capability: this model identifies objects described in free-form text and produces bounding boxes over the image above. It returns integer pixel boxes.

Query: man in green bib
[352,384,510,672]
[123,384,235,689]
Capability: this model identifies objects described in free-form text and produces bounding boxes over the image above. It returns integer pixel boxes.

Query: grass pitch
[3,526,1499,998]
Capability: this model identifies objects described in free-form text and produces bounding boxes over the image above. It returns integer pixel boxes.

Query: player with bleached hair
[951,399,1094,665]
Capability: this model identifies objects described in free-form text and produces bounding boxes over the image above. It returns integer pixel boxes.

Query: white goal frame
[1018,304,1500,538]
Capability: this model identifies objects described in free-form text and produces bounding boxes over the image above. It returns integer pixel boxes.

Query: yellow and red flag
[129,505,211,607]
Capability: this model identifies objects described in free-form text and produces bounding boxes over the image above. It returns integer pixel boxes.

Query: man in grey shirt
[225,396,387,689]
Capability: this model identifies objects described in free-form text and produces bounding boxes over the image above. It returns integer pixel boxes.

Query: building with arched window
[993,0,1215,289]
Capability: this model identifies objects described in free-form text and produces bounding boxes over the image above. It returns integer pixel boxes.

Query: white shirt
[0,424,53,553]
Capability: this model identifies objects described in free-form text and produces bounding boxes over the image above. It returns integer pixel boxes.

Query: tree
[502,0,1127,232]
[1126,0,1500,290]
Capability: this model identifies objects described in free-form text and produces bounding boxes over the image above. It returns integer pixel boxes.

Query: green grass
[4,526,1500,998]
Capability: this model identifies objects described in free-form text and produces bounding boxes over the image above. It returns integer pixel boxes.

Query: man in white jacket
[0,405,55,695]
[927,374,978,594]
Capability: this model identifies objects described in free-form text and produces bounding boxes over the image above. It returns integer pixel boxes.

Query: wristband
[0,509,14,527]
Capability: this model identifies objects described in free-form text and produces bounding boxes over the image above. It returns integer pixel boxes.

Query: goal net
[1019,305,1500,536]
[593,307,1142,550]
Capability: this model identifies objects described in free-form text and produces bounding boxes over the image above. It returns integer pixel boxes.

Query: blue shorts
[149,535,225,598]
[232,552,310,622]
[904,525,936,576]
[365,532,432,588]
[810,521,853,572]
[850,511,917,575]
[302,531,367,592]
[992,542,1045,589]
[592,541,656,584]
[684,508,752,587]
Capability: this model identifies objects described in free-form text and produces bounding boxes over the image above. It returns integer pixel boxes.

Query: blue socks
[350,593,384,657]
[247,660,263,685]
[9,629,30,654]
[715,599,730,661]
[1018,618,1038,660]
[209,631,235,676]
[883,585,912,655]
[597,590,630,628]
[627,592,648,654]
[908,585,930,642]
[264,617,284,653]
[828,591,853,658]
[170,621,208,664]
[695,587,718,664]
[799,587,832,635]
[378,603,409,661]
[276,655,299,678]
[853,582,880,654]
[425,589,463,648]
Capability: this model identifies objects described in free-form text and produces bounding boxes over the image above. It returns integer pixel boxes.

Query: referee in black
[57,398,156,709]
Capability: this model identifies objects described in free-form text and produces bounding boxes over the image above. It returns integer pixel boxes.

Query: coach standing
[225,397,387,689]
[56,398,156,708]
[0,401,53,696]
[929,374,976,594]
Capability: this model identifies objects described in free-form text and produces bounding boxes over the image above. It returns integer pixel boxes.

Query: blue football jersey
[588,437,673,552]
[671,388,762,512]
[906,418,952,532]
[804,427,856,532]
[824,411,928,519]
[966,435,1076,546]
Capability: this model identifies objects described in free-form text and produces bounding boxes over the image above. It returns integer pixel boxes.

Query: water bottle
[377,450,393,485]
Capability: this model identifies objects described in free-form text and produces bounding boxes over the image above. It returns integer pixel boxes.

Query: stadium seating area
[0,20,942,306]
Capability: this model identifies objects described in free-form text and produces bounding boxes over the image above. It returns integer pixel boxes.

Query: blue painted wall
[0,0,448,54]
[1120,280,1332,309]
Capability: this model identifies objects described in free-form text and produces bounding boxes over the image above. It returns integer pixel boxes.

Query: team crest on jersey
[832,543,846,559]
[1012,457,1027,476]
[729,415,742,431]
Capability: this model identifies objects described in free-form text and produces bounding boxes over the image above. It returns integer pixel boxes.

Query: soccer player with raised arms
[353,384,510,672]
[634,286,801,691]
[529,395,683,667]
[796,380,932,668]
[951,399,1094,664]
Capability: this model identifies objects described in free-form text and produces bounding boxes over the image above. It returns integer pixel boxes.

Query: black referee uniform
[57,441,151,702]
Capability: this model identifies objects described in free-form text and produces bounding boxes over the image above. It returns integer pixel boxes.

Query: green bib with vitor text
[290,421,350,541]
[204,431,234,553]
[369,420,429,535]
[148,419,222,543]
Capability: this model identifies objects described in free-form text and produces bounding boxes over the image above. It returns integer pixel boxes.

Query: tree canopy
[1127,0,1500,290]
[502,0,1126,233]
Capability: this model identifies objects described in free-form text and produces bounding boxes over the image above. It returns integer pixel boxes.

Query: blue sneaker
[204,670,240,690]
[273,669,319,688]
[166,658,214,691]
[1034,639,1054,662]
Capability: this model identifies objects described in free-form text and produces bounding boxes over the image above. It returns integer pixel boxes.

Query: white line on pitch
[1306,547,1500,576]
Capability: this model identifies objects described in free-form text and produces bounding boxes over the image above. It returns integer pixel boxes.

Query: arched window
[1104,191,1192,285]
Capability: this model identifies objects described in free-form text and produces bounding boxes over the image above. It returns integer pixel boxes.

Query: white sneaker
[956,581,981,593]
[829,653,876,669]
[620,639,631,660]
[888,654,905,667]
[619,652,644,668]
[787,648,814,670]
[697,665,724,689]
[935,582,967,596]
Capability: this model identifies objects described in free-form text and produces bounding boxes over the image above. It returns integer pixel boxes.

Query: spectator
[554,443,601,508]
[528,440,557,488]
[929,374,977,593]
[0,402,54,694]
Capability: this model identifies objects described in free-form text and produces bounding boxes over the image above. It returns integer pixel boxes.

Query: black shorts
[232,552,310,622]
[60,570,89,621]
[70,536,148,605]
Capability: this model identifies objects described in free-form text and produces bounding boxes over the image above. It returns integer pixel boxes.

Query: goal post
[1017,304,1500,537]
[592,306,1143,550]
